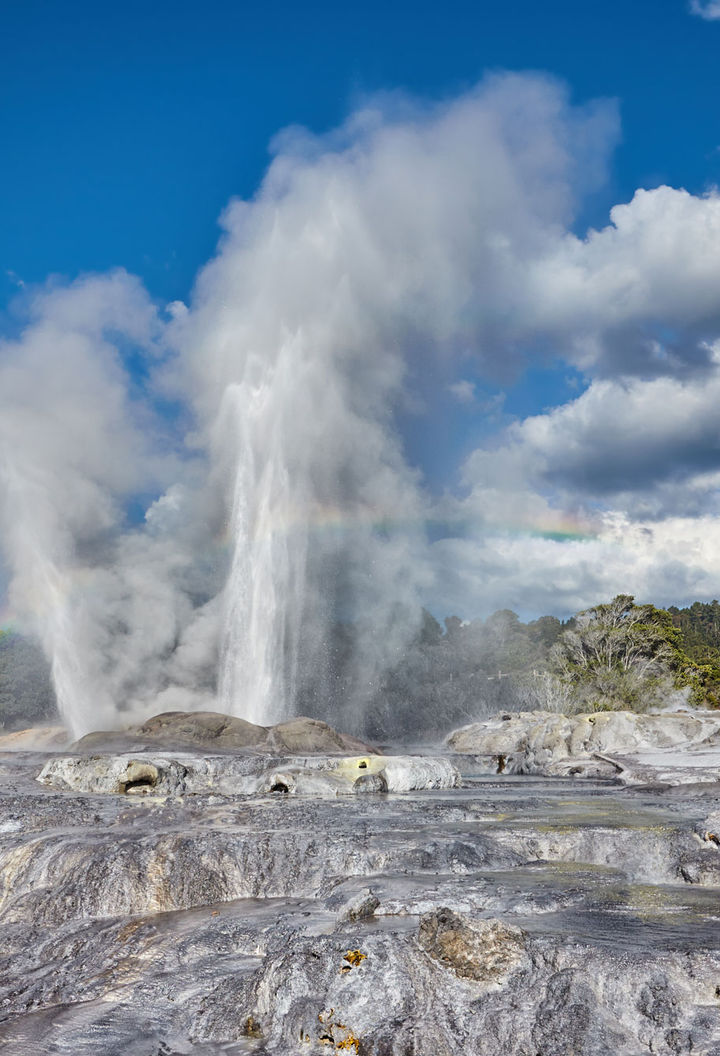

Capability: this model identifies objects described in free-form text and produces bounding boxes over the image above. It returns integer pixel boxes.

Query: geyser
[0,74,619,736]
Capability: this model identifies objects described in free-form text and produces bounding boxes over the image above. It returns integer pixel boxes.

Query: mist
[0,72,675,737]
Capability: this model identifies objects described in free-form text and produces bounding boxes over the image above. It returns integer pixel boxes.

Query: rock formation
[72,710,375,754]
[1,709,720,1052]
[448,708,720,783]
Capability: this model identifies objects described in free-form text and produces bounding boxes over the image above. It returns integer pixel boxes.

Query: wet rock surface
[2,732,720,1052]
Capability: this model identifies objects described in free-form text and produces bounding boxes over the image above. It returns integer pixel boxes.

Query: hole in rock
[118,763,159,794]
[358,761,368,769]
[124,776,156,793]
[270,782,290,794]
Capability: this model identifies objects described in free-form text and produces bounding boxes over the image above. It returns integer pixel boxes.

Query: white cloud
[432,361,720,619]
[690,0,720,20]
[448,380,476,404]
[430,511,720,620]
[524,187,720,377]
[466,367,720,516]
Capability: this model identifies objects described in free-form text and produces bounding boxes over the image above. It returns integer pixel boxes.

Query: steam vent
[2,709,720,1053]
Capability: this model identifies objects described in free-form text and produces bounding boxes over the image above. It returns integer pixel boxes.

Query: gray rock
[448,709,720,785]
[448,709,720,756]
[417,908,528,984]
[354,772,388,793]
[135,709,269,747]
[37,751,460,798]
[267,716,375,754]
[71,710,377,756]
[3,742,720,1053]
[335,887,381,923]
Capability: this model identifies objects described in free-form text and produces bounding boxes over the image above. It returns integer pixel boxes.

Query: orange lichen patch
[336,1037,360,1053]
[343,950,366,967]
[243,1016,263,1038]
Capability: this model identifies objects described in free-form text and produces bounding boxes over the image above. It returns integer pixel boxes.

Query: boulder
[418,908,528,986]
[334,887,380,924]
[72,711,376,756]
[267,716,374,755]
[135,710,269,748]
[447,709,720,780]
[73,710,269,752]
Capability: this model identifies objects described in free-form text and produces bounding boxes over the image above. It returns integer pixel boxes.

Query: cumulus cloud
[525,187,720,377]
[430,511,720,620]
[463,367,720,517]
[442,363,720,619]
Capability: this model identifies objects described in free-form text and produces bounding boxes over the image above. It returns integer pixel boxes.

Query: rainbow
[215,504,601,546]
[0,509,600,641]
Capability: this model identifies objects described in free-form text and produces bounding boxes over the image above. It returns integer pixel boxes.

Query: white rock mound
[448,709,720,782]
[37,752,460,798]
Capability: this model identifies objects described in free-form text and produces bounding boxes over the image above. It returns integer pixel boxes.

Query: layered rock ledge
[447,708,720,783]
[37,750,461,797]
[3,709,720,1053]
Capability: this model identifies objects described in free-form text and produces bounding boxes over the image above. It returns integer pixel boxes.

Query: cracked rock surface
[2,728,720,1053]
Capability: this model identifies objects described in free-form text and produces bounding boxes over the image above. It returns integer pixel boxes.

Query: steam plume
[0,75,618,735]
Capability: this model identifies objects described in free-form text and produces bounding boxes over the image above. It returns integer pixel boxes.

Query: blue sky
[4,0,720,666]
[2,0,719,314]
[3,0,719,491]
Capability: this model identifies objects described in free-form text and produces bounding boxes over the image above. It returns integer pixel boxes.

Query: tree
[527,615,563,649]
[550,595,701,712]
[667,601,720,706]
[419,609,443,646]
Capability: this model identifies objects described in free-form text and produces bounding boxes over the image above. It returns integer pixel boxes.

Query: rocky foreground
[1,710,720,1054]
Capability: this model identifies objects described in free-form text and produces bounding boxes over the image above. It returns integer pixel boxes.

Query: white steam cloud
[3,72,720,735]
